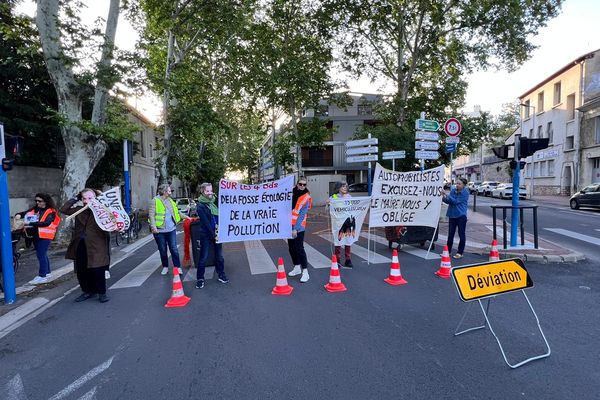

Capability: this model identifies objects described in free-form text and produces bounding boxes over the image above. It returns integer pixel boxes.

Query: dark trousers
[75,240,107,295]
[34,239,51,277]
[334,245,352,263]
[196,235,224,280]
[447,215,468,255]
[153,230,181,268]
[288,231,308,269]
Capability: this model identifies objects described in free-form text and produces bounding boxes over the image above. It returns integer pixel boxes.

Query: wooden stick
[65,204,89,221]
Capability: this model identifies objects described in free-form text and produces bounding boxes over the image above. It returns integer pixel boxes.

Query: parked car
[491,184,528,199]
[175,198,196,216]
[348,183,369,194]
[569,183,600,210]
[467,181,482,193]
[478,181,500,196]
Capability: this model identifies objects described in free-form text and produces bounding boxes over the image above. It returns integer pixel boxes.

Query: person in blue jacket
[442,177,469,259]
[195,182,228,289]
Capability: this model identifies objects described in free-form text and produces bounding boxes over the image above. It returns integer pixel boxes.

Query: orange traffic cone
[384,249,407,285]
[434,245,452,279]
[165,268,191,308]
[324,255,347,293]
[489,239,500,261]
[272,257,294,295]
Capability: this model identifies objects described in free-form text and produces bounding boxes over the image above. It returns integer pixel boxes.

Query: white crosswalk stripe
[544,228,600,246]
[320,233,390,264]
[184,267,214,281]
[110,251,160,289]
[303,242,333,269]
[245,240,277,275]
[361,232,440,260]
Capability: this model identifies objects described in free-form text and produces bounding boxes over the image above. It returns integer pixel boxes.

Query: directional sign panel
[415,131,440,141]
[415,141,440,151]
[346,146,378,155]
[415,150,439,160]
[382,151,406,160]
[346,138,378,147]
[415,119,440,132]
[445,143,456,153]
[346,154,378,163]
[446,136,460,144]
[451,258,533,302]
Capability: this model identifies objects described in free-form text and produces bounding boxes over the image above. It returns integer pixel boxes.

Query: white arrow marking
[77,386,97,400]
[5,374,27,400]
[48,356,113,400]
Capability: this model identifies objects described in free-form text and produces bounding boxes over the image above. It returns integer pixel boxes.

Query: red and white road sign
[444,118,462,137]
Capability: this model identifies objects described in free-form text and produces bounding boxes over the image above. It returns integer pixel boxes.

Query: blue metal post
[123,140,131,214]
[0,168,16,304]
[510,135,521,247]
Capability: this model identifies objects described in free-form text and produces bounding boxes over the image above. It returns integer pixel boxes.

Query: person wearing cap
[442,177,469,259]
[327,181,354,268]
[287,177,312,282]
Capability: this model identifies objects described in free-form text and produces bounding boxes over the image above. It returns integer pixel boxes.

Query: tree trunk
[290,98,301,176]
[158,30,176,184]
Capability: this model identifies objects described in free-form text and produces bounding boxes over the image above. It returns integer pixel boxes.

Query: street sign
[346,154,378,163]
[382,151,406,160]
[444,118,462,137]
[415,119,440,132]
[415,141,439,151]
[415,131,439,141]
[414,150,439,160]
[346,138,378,147]
[451,258,533,302]
[445,136,460,144]
[346,146,378,156]
[445,143,456,153]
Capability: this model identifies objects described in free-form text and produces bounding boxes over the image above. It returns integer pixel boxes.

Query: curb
[472,249,585,264]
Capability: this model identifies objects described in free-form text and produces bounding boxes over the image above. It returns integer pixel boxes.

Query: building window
[567,94,575,120]
[547,121,553,143]
[594,158,600,169]
[596,116,600,144]
[524,100,531,118]
[315,104,329,117]
[140,131,146,158]
[537,125,543,138]
[301,146,333,167]
[537,92,544,112]
[553,82,561,105]
[548,160,555,176]
[566,136,574,150]
[534,162,540,177]
[357,104,373,115]
[529,128,533,138]
[524,163,531,177]
[540,161,547,176]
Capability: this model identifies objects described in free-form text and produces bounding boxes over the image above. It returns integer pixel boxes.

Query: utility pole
[0,123,16,304]
[123,140,131,214]
[510,135,521,247]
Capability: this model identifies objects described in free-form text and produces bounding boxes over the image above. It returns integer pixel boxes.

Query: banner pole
[426,224,438,259]
[368,225,371,265]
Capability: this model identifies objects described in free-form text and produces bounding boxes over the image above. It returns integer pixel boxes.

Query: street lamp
[519,103,536,198]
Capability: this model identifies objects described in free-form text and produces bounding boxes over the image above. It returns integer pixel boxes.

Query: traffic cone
[434,245,452,279]
[384,249,407,285]
[489,239,500,261]
[272,257,294,295]
[324,255,347,293]
[165,268,191,308]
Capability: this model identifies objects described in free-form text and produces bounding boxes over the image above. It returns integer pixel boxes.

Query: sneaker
[105,270,111,279]
[288,265,302,277]
[176,267,183,275]
[300,269,310,283]
[453,253,463,259]
[75,293,95,302]
[343,259,353,269]
[195,279,205,289]
[160,267,169,275]
[28,276,48,285]
[98,294,110,303]
[218,275,229,284]
[45,273,52,278]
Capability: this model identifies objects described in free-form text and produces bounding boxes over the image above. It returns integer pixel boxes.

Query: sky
[16,0,600,120]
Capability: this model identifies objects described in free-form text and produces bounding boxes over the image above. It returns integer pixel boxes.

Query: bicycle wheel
[131,220,140,240]
[13,253,20,273]
[114,231,121,246]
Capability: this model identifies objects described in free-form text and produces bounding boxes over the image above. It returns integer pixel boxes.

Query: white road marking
[109,251,160,289]
[0,298,49,335]
[244,240,277,275]
[320,234,390,264]
[48,356,114,400]
[184,267,214,281]
[77,386,97,400]
[484,226,540,248]
[362,232,440,260]
[5,374,26,400]
[544,228,600,246]
[304,242,333,269]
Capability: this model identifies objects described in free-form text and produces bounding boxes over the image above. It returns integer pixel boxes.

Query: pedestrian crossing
[544,228,600,246]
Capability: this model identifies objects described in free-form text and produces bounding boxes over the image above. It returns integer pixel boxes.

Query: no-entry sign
[444,118,462,137]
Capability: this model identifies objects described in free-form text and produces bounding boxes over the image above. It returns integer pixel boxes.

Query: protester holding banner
[327,182,354,269]
[149,184,182,276]
[60,189,111,303]
[288,177,312,283]
[442,177,469,259]
[14,193,61,285]
[195,182,228,289]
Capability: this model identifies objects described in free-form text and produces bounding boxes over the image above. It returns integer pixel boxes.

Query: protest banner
[329,197,370,246]
[88,199,119,232]
[218,176,294,243]
[97,187,130,232]
[369,163,444,228]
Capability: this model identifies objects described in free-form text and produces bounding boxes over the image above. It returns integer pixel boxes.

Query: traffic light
[519,137,549,158]
[509,160,527,170]
[0,132,24,171]
[492,145,511,160]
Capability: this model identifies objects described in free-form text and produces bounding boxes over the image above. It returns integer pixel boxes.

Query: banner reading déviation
[369,163,444,228]
[218,176,294,243]
[329,197,370,246]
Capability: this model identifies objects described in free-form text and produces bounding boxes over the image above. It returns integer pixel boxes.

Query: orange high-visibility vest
[26,208,61,240]
[291,193,312,228]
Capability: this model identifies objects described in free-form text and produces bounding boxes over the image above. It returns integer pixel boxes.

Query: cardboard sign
[329,197,370,246]
[97,187,130,232]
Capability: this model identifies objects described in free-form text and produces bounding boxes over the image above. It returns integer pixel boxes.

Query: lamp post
[519,103,535,199]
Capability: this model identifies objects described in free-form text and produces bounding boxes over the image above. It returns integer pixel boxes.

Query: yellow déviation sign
[452,258,533,302]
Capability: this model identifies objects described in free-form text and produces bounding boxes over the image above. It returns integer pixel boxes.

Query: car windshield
[177,199,189,205]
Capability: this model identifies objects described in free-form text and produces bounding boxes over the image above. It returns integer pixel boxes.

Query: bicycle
[114,209,141,246]
[1,232,22,293]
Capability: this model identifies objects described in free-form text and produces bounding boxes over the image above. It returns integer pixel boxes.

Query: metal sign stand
[454,290,551,368]
[425,224,438,259]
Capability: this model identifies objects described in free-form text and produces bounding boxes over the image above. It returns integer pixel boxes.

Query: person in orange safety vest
[287,177,312,283]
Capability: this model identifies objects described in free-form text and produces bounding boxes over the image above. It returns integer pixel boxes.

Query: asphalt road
[0,217,599,399]
[472,195,600,258]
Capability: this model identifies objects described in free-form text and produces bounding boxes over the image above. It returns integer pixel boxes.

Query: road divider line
[245,240,277,275]
[544,228,600,246]
[48,356,113,400]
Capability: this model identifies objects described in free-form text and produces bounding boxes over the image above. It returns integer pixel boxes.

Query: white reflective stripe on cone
[276,278,288,285]
[329,276,341,284]
[172,288,184,296]
[390,268,400,276]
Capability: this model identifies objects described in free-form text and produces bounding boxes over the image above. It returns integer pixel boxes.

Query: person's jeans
[196,235,225,280]
[447,215,468,255]
[153,230,181,268]
[34,239,51,277]
[287,231,308,269]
